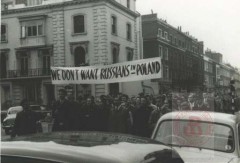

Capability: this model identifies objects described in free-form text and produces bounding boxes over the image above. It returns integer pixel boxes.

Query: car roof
[1,132,173,163]
[8,106,22,110]
[159,111,238,127]
[8,106,23,113]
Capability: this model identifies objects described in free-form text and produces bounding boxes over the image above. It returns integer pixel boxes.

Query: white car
[152,111,240,163]
[1,131,185,163]
[2,105,50,134]
[2,106,23,134]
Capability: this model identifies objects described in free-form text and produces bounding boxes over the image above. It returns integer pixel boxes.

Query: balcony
[20,36,46,47]
[1,68,51,79]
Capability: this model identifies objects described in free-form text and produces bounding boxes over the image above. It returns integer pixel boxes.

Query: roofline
[142,14,202,44]
[2,0,139,18]
[159,111,237,125]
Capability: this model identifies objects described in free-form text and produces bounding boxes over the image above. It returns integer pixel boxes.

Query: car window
[154,120,234,153]
[1,156,61,163]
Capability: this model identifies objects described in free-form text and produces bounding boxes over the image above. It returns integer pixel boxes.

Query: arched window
[74,46,86,66]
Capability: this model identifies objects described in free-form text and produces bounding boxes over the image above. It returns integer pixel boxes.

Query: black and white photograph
[1,0,240,162]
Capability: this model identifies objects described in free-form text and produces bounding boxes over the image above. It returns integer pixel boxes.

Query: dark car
[1,131,184,163]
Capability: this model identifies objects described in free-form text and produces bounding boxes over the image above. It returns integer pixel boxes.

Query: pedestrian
[148,96,163,132]
[52,89,71,131]
[117,95,133,134]
[82,97,97,131]
[67,94,81,131]
[108,97,121,132]
[146,94,157,111]
[95,97,110,131]
[11,99,39,137]
[187,93,198,111]
[132,96,152,137]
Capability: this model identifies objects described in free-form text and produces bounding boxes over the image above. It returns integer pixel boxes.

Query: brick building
[142,14,204,93]
[0,0,143,106]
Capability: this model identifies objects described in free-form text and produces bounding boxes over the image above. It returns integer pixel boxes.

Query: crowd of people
[50,89,240,138]
[11,88,240,138]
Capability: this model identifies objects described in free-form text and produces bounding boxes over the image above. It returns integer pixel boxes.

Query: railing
[20,36,46,47]
[1,68,51,79]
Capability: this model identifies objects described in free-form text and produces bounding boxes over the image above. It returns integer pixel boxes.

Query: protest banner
[51,57,161,84]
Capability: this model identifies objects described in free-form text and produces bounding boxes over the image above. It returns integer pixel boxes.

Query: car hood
[3,114,16,121]
[2,141,177,163]
[173,146,236,163]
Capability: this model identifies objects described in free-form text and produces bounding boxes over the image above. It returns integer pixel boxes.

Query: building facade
[142,14,204,94]
[1,0,143,106]
[203,55,215,91]
[205,50,240,95]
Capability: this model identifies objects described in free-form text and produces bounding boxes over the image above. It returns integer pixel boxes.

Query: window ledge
[72,32,87,36]
[112,33,118,36]
[1,40,8,43]
[20,35,45,39]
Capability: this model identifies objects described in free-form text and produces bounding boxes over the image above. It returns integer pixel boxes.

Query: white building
[1,0,143,106]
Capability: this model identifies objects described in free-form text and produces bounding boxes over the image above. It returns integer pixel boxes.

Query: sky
[136,0,240,68]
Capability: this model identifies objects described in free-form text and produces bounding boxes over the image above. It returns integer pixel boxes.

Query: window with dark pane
[111,16,117,35]
[38,24,43,35]
[127,23,132,41]
[32,26,37,36]
[127,49,134,61]
[1,24,7,42]
[127,0,130,8]
[74,15,85,34]
[112,47,119,63]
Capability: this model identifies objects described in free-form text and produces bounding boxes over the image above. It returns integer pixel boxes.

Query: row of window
[21,24,43,38]
[2,44,133,74]
[1,14,133,42]
[111,15,132,41]
[204,61,213,73]
[158,28,201,54]
[17,50,51,74]
[205,74,214,86]
[112,45,134,63]
[159,46,168,60]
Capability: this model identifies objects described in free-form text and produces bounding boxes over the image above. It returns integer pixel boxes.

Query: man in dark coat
[132,96,152,138]
[52,89,71,131]
[11,99,39,137]
[108,97,120,132]
[82,97,97,131]
[67,94,81,131]
[96,96,110,132]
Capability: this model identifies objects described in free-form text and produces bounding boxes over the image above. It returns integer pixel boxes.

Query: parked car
[1,109,8,123]
[152,111,240,163]
[2,105,51,135]
[1,131,184,163]
[2,106,23,135]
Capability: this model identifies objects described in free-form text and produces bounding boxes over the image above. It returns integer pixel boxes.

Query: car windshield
[154,120,234,153]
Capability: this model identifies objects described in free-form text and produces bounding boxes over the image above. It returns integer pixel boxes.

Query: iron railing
[1,68,51,79]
